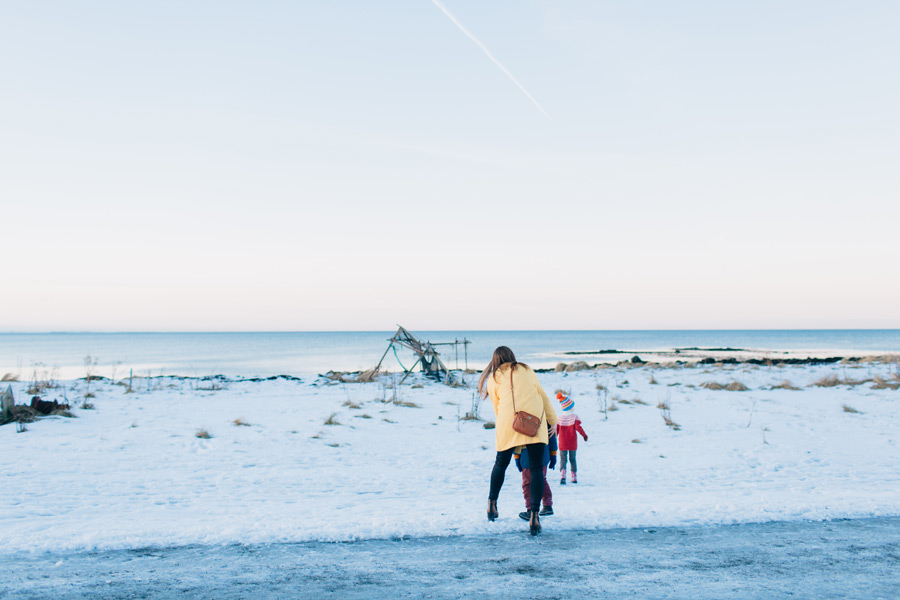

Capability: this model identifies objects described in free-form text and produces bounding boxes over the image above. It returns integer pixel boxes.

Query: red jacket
[556,413,587,450]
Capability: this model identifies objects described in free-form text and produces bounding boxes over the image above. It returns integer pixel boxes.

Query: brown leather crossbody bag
[510,369,543,437]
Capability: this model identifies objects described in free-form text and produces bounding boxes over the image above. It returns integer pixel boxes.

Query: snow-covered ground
[2,359,900,554]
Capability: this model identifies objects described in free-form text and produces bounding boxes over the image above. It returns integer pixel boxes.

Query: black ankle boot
[487,499,498,522]
[529,509,541,535]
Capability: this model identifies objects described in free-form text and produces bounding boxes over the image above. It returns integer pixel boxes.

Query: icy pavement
[5,517,900,600]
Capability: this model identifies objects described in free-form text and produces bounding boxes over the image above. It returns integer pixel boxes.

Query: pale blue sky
[2,1,898,331]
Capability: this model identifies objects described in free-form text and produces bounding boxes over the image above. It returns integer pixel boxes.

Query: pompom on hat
[556,392,574,412]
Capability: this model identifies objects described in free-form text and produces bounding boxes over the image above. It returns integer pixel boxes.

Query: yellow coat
[487,363,559,451]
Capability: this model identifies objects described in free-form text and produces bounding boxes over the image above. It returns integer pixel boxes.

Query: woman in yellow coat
[478,346,558,534]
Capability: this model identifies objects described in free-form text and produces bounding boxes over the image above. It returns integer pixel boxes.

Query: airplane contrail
[432,0,551,119]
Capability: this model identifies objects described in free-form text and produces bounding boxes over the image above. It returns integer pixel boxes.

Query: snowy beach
[3,357,900,555]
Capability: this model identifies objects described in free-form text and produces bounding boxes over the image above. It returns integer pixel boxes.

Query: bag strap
[510,368,516,413]
[510,366,545,423]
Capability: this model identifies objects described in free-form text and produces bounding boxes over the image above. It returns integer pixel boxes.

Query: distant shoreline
[4,330,900,380]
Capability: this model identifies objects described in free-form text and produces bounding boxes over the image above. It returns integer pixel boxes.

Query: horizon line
[3,328,900,335]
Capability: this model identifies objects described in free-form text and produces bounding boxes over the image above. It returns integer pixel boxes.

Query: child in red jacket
[555,392,588,484]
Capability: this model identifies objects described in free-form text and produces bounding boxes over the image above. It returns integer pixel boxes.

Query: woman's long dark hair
[478,346,528,398]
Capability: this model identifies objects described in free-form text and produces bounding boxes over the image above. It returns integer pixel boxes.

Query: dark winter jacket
[514,430,558,469]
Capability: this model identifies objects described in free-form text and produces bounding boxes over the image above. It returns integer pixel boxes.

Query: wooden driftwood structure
[373,326,470,385]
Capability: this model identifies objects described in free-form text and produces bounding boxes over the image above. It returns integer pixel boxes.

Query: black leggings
[489,443,546,512]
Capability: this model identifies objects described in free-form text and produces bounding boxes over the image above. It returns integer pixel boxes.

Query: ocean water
[1,330,899,380]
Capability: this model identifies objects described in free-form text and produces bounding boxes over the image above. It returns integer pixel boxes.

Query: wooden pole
[399,357,421,385]
[373,343,393,373]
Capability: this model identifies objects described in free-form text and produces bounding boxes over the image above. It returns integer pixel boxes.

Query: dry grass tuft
[631,398,649,406]
[649,374,658,385]
[393,400,421,408]
[342,400,362,409]
[631,438,643,444]
[771,380,801,391]
[701,381,726,390]
[232,418,251,427]
[859,354,900,364]
[26,365,60,395]
[811,375,842,387]
[195,429,212,439]
[357,414,372,419]
[1,373,18,382]
[483,422,496,429]
[871,377,900,391]
[810,375,873,388]
[324,413,341,426]
[701,380,749,392]
[410,384,424,389]
[657,399,680,431]
[382,418,396,423]
[842,404,862,414]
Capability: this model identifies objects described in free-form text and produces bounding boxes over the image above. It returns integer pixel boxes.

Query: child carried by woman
[514,424,557,520]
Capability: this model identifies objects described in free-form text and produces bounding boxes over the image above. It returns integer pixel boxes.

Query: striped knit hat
[557,392,574,412]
